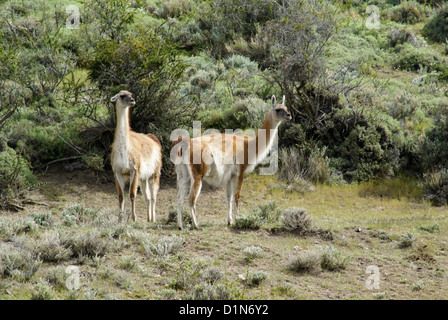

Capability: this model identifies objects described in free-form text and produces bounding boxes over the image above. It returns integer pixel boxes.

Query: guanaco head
[271,95,292,122]
[110,90,136,107]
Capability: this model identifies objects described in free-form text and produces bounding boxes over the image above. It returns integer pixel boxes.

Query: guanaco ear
[282,95,285,105]
[271,95,276,108]
[110,94,119,103]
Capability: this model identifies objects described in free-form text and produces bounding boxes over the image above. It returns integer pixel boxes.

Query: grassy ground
[1,168,447,300]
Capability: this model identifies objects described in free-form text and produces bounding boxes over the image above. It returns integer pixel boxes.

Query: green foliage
[0,243,42,281]
[83,0,141,42]
[422,168,448,206]
[419,120,448,173]
[393,43,445,74]
[389,1,429,24]
[244,271,267,287]
[192,0,276,56]
[233,213,264,230]
[398,233,417,248]
[423,4,448,43]
[319,245,350,271]
[0,138,36,209]
[87,27,193,173]
[317,106,405,182]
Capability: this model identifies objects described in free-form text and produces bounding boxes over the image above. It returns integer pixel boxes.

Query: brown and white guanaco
[173,95,291,229]
[110,91,162,223]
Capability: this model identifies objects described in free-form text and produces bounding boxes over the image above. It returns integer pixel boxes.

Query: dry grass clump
[0,242,42,281]
[281,207,313,233]
[142,235,185,258]
[288,246,350,274]
[33,231,73,263]
[287,250,322,274]
[0,216,36,241]
[60,230,111,260]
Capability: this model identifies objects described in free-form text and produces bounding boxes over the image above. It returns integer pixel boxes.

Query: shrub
[387,28,426,48]
[201,266,223,285]
[0,139,36,210]
[419,224,440,233]
[153,0,192,19]
[0,216,36,241]
[191,282,231,300]
[398,233,417,249]
[233,201,282,230]
[143,235,185,258]
[278,146,330,186]
[281,207,313,233]
[320,245,350,271]
[321,106,405,182]
[86,27,193,174]
[233,213,263,230]
[423,4,448,43]
[33,231,73,263]
[61,230,110,259]
[29,212,56,228]
[224,55,259,74]
[422,168,448,206]
[242,246,263,263]
[389,1,428,24]
[0,243,42,281]
[62,204,99,227]
[393,43,444,73]
[30,279,55,300]
[287,250,321,274]
[244,271,267,287]
[419,121,448,173]
[201,96,268,132]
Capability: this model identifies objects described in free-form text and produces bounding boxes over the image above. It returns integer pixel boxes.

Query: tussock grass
[0,242,42,281]
[287,250,322,274]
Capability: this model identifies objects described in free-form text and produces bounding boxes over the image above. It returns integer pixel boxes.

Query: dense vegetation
[1,0,448,209]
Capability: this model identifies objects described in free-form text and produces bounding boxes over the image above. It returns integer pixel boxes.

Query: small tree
[86,27,194,174]
[83,0,141,42]
[263,0,342,126]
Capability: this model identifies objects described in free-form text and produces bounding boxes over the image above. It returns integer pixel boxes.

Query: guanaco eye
[120,94,126,98]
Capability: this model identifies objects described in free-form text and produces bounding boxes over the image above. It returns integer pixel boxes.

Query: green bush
[320,106,405,182]
[0,243,42,281]
[418,120,448,173]
[423,4,448,43]
[319,245,350,271]
[387,28,426,48]
[389,1,428,24]
[201,96,268,132]
[422,168,448,206]
[233,213,264,230]
[0,138,36,209]
[393,43,443,73]
[87,27,193,174]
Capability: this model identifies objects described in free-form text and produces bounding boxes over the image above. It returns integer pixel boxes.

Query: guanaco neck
[114,104,131,146]
[252,109,280,163]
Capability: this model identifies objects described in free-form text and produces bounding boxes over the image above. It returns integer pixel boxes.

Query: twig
[41,155,84,169]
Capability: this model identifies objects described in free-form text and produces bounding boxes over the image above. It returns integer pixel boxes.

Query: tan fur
[110,91,162,223]
[174,95,291,229]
